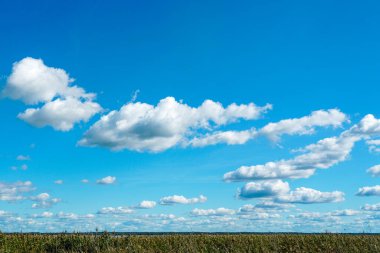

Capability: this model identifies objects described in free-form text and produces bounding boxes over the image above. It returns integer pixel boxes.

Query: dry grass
[0,233,379,253]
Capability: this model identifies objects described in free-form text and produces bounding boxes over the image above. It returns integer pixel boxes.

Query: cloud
[191,208,235,216]
[276,187,344,204]
[367,165,380,177]
[224,114,380,183]
[237,180,290,199]
[18,97,101,131]
[135,200,156,209]
[0,181,34,201]
[79,97,271,152]
[30,193,61,208]
[32,212,54,218]
[362,203,380,211]
[96,176,116,185]
[16,155,30,161]
[258,109,347,142]
[97,207,134,214]
[3,57,102,131]
[188,129,256,147]
[81,179,89,184]
[159,195,207,205]
[54,180,64,185]
[3,57,71,104]
[366,139,380,153]
[356,185,380,196]
[188,109,347,147]
[330,209,360,216]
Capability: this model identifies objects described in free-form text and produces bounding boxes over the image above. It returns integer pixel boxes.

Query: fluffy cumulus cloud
[135,200,156,209]
[96,176,116,185]
[236,180,343,204]
[159,195,207,205]
[191,208,235,216]
[2,57,101,131]
[18,97,101,131]
[367,165,380,177]
[356,185,380,196]
[0,181,34,201]
[237,180,290,199]
[78,97,271,152]
[276,187,344,204]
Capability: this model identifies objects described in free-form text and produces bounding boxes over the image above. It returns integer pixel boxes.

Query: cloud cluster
[159,195,207,205]
[30,193,61,208]
[97,207,134,214]
[3,57,101,131]
[79,97,271,152]
[188,109,347,147]
[224,114,380,183]
[0,181,34,201]
[191,208,235,216]
[237,180,344,204]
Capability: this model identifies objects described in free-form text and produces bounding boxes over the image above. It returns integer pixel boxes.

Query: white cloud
[258,109,347,142]
[367,165,380,177]
[0,181,34,201]
[98,207,134,214]
[224,114,380,183]
[330,209,360,216]
[54,180,64,185]
[135,200,156,209]
[30,193,61,208]
[32,212,54,218]
[362,203,380,211]
[81,179,89,184]
[237,180,290,199]
[276,187,344,204]
[160,195,207,205]
[191,208,235,216]
[188,109,347,147]
[3,57,102,131]
[356,185,380,197]
[3,57,71,104]
[366,139,380,153]
[79,97,271,152]
[16,155,30,161]
[18,97,101,131]
[188,129,256,147]
[96,176,116,185]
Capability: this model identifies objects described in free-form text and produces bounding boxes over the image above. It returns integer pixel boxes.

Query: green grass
[0,233,379,253]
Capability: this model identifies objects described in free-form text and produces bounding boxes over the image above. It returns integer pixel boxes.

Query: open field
[0,233,380,253]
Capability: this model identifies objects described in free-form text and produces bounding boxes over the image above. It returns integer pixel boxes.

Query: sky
[1,0,380,232]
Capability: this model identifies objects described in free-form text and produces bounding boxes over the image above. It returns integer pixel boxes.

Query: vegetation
[0,233,379,253]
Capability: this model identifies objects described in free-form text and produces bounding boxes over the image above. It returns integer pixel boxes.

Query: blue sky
[1,0,380,232]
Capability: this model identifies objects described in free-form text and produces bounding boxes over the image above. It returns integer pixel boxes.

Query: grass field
[0,233,379,253]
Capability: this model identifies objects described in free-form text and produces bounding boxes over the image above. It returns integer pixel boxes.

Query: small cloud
[20,164,28,170]
[135,200,156,209]
[96,176,116,185]
[81,179,89,184]
[16,155,30,161]
[54,180,63,185]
